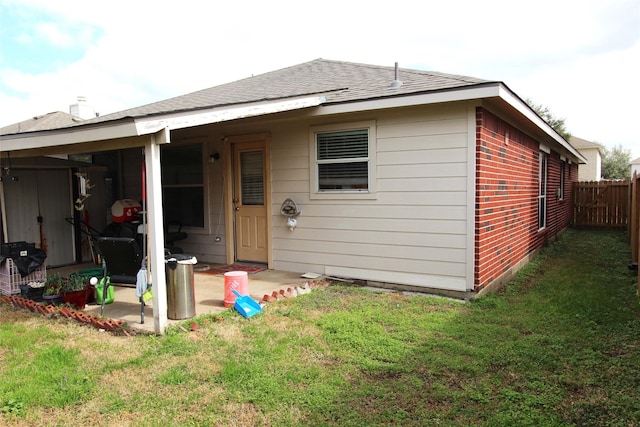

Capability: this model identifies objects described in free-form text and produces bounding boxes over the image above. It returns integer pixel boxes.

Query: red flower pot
[62,289,89,310]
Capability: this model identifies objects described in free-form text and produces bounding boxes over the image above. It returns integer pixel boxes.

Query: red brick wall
[475,108,578,291]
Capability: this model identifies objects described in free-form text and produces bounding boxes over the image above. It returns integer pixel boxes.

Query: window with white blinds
[240,151,264,205]
[315,128,369,191]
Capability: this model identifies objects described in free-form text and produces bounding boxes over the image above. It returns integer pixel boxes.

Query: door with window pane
[233,141,268,262]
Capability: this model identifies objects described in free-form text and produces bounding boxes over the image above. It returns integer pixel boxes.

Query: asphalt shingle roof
[81,58,493,125]
[569,136,601,150]
[0,111,82,134]
[1,59,494,134]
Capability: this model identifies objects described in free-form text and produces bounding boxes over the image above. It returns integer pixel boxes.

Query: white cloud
[35,22,75,47]
[1,0,638,158]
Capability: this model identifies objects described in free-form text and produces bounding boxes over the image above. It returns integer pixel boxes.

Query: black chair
[97,237,142,284]
[164,220,187,253]
[97,237,147,323]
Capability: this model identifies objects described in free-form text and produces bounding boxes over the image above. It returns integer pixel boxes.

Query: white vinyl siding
[271,103,471,292]
[577,148,602,181]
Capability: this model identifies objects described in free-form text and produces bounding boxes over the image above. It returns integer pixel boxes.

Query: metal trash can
[165,254,198,320]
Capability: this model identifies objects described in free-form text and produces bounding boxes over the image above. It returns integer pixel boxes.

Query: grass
[1,228,639,426]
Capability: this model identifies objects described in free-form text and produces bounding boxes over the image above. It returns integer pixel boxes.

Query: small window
[559,161,565,200]
[317,129,368,190]
[310,121,376,199]
[538,151,548,230]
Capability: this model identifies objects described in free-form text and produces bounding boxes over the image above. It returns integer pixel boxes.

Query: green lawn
[1,229,639,426]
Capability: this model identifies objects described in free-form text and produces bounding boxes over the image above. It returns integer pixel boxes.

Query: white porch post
[146,129,169,333]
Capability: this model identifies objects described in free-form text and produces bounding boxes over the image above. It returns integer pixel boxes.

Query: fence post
[632,172,639,294]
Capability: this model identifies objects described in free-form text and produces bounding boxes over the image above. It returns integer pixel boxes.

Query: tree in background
[526,99,572,141]
[601,144,631,180]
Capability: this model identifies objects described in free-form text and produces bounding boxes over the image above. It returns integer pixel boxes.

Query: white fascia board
[0,120,138,152]
[315,85,503,116]
[135,95,327,135]
[496,86,587,163]
[315,83,587,165]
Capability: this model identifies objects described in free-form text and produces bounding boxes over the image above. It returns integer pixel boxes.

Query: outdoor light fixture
[0,153,18,182]
[0,172,19,182]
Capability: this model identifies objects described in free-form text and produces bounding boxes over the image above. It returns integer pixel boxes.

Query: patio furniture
[97,237,145,322]
[165,220,187,253]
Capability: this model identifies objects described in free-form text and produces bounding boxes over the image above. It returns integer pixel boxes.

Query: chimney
[69,96,97,119]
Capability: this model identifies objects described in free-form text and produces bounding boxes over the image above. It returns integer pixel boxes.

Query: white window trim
[559,160,565,200]
[538,151,548,230]
[309,120,377,200]
[161,137,209,231]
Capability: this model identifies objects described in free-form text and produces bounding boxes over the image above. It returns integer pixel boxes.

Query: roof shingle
[1,59,494,134]
[0,111,82,134]
[81,58,493,124]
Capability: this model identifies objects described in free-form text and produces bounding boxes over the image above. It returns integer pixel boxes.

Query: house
[631,157,640,178]
[0,59,586,333]
[569,136,603,181]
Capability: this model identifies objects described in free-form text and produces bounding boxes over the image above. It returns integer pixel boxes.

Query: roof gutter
[495,84,587,164]
[317,82,587,164]
[134,95,326,134]
[0,120,139,152]
[0,95,326,153]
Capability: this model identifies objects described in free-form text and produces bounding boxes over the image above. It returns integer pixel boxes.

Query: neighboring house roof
[0,111,82,134]
[569,136,604,155]
[630,157,640,165]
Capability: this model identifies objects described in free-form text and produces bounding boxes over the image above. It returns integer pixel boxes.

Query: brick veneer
[475,108,577,291]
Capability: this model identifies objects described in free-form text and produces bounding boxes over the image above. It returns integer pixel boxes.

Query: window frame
[309,121,377,200]
[538,151,548,230]
[559,160,565,200]
[160,139,207,229]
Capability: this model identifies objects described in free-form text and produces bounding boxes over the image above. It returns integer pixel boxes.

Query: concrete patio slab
[48,263,314,333]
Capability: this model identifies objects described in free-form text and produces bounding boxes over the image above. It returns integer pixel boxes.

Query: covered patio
[47,263,315,333]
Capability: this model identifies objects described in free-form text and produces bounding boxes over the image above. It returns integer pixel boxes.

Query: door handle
[235,207,240,211]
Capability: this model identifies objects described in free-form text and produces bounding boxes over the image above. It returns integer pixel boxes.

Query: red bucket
[224,271,248,307]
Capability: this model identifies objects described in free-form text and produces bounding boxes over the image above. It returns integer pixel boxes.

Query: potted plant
[19,281,45,302]
[61,274,90,310]
[42,273,64,306]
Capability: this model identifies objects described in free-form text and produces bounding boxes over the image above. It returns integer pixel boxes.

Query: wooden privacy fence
[572,180,630,228]
[630,172,639,294]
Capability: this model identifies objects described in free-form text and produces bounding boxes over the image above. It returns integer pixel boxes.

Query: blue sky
[1,6,101,74]
[1,0,639,158]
